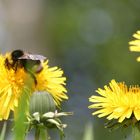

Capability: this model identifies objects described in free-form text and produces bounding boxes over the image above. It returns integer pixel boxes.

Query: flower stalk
[35,127,40,140]
[132,125,140,140]
[35,127,50,140]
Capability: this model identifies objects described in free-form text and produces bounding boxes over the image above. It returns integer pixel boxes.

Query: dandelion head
[129,30,140,61]
[35,60,68,106]
[0,53,27,120]
[89,80,140,123]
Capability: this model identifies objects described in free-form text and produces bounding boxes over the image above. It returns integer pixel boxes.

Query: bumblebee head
[11,50,24,60]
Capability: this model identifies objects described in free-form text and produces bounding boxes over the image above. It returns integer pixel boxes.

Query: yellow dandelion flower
[129,30,140,61]
[89,80,140,123]
[0,54,27,120]
[35,60,68,106]
[0,52,68,120]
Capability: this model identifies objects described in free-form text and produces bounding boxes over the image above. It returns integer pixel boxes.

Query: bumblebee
[5,50,46,85]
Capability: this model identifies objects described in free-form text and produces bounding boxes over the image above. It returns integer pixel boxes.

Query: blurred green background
[0,0,140,140]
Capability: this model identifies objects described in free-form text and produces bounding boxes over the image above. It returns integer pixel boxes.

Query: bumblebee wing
[18,54,46,60]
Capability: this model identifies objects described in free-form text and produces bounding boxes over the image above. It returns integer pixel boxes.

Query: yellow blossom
[129,30,140,61]
[0,52,68,120]
[35,60,68,106]
[89,80,140,123]
[0,54,27,120]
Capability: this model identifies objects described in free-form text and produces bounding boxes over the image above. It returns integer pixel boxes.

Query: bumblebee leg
[5,58,11,69]
[31,74,37,85]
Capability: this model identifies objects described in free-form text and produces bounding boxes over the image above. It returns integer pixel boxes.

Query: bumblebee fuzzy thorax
[4,50,25,71]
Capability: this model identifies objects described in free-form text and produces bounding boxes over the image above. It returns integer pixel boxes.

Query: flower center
[7,69,26,87]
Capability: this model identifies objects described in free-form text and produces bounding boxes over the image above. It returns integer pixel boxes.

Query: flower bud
[29,91,56,115]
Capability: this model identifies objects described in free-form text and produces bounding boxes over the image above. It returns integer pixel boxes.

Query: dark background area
[0,0,140,139]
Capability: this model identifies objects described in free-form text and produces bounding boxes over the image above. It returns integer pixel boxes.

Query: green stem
[35,127,40,140]
[40,128,49,140]
[0,121,7,140]
[132,125,140,140]
[35,127,50,140]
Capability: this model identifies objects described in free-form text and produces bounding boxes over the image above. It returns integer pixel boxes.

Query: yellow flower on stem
[0,54,27,120]
[129,30,140,61]
[89,80,140,123]
[35,60,68,106]
[0,52,68,120]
